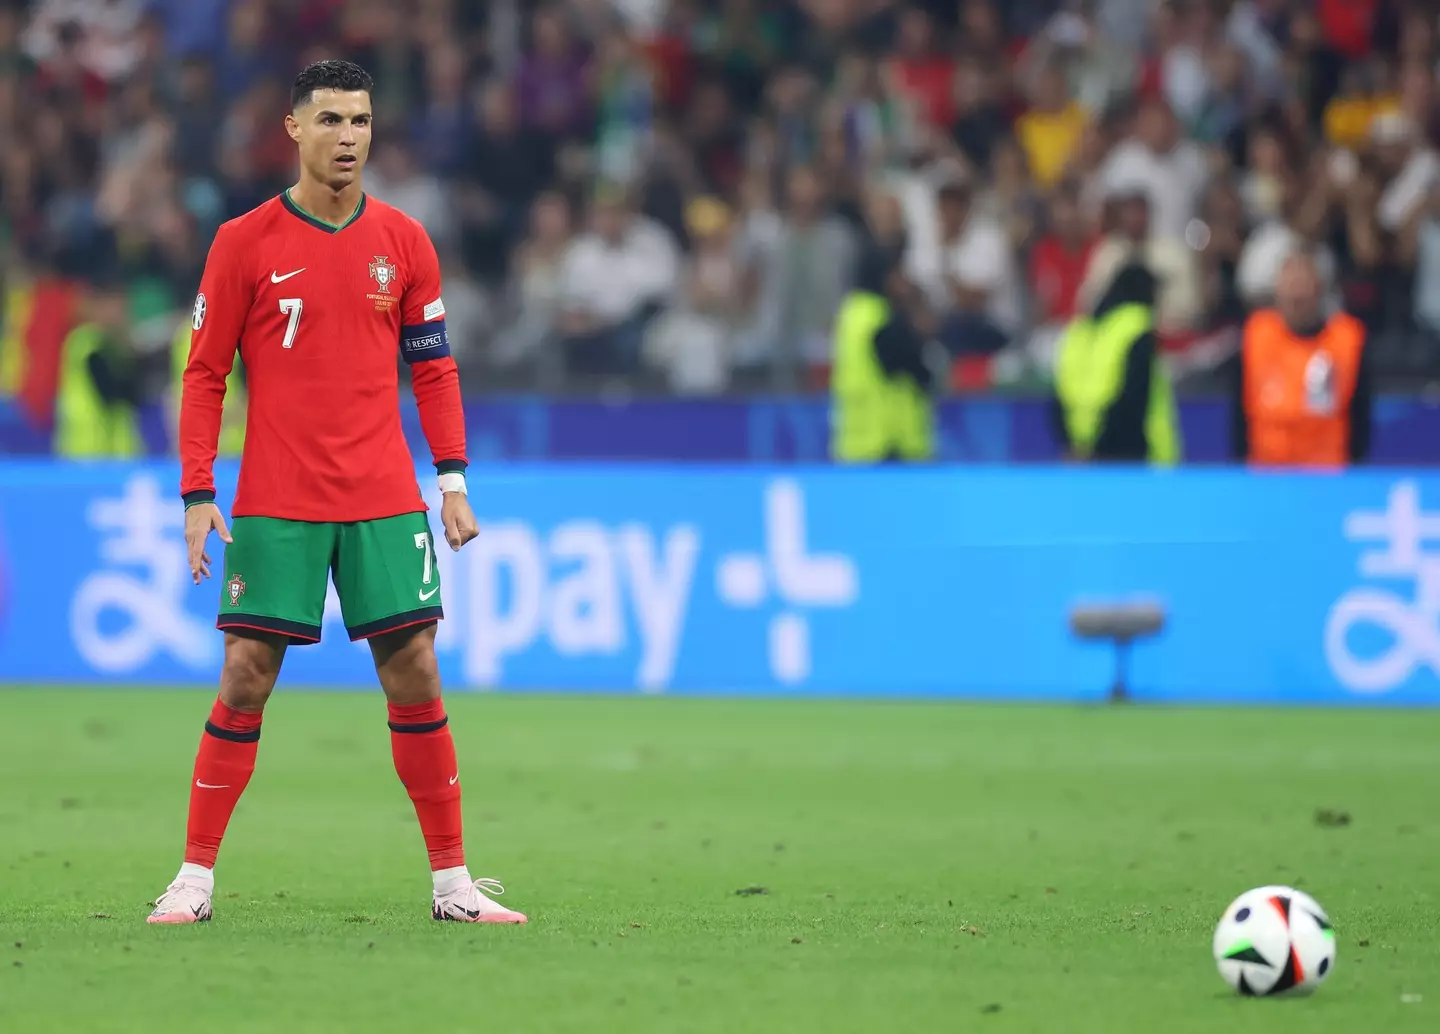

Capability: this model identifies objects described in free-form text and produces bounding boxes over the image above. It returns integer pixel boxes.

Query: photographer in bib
[1232,250,1373,468]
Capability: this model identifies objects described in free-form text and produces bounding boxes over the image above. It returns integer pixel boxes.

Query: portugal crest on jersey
[226,574,246,608]
[368,256,397,294]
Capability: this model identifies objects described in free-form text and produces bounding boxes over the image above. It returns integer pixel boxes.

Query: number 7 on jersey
[279,298,303,349]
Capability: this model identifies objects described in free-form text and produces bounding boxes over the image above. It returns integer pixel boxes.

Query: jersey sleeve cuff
[182,489,216,508]
[434,459,468,475]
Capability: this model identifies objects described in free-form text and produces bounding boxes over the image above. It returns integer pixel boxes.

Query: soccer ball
[1212,886,1336,996]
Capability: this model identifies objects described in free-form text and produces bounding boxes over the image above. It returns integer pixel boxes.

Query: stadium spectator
[1028,183,1099,330]
[556,183,679,377]
[10,0,1440,446]
[409,42,471,177]
[1237,122,1289,225]
[761,163,858,384]
[1323,60,1394,150]
[146,0,230,59]
[1194,177,1250,330]
[683,77,746,198]
[1190,41,1251,148]
[955,0,1007,65]
[1083,185,1202,337]
[1235,171,1339,313]
[949,56,1009,173]
[1016,62,1088,190]
[730,167,784,370]
[217,0,281,100]
[1099,96,1208,243]
[1371,110,1439,233]
[592,24,656,184]
[173,56,221,179]
[494,190,576,374]
[1402,180,1440,363]
[646,195,744,392]
[23,0,146,84]
[1019,2,1136,118]
[984,136,1043,258]
[514,5,591,141]
[926,177,1019,355]
[460,79,556,284]
[887,6,954,133]
[366,140,453,250]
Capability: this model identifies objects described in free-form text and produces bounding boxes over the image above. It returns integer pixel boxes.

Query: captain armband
[401,319,451,363]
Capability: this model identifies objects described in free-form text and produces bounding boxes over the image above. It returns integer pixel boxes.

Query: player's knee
[373,624,440,702]
[219,632,284,710]
[392,630,440,686]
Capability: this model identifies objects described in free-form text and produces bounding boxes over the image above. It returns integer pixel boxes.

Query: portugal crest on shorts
[226,574,246,608]
[368,255,397,294]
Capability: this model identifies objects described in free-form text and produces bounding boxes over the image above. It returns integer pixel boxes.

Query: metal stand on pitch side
[1069,602,1168,703]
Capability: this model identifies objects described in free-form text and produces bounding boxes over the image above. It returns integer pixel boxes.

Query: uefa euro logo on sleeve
[1325,481,1440,693]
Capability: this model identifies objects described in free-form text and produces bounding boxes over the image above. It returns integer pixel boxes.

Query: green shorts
[216,512,443,644]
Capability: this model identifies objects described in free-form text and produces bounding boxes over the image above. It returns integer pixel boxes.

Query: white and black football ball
[1213,886,1336,996]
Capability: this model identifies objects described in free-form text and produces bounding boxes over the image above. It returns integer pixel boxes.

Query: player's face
[286,89,372,190]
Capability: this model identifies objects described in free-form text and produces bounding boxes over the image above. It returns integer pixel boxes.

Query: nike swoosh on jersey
[271,268,306,283]
[419,586,440,601]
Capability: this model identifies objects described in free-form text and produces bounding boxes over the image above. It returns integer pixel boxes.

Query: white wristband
[437,472,467,495]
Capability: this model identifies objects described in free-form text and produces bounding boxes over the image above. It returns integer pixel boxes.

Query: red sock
[184,698,263,869]
[389,699,465,871]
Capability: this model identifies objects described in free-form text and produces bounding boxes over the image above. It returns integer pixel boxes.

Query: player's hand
[441,492,478,552]
[185,502,232,584]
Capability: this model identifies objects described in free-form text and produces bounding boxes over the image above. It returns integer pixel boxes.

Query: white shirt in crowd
[904,209,1020,334]
[893,165,1021,334]
[1079,235,1203,334]
[947,214,1022,333]
[1099,139,1209,241]
[558,216,679,324]
[605,0,666,36]
[1161,44,1210,124]
[366,170,455,252]
[1414,219,1440,332]
[22,0,145,80]
[1378,147,1440,231]
[1235,221,1339,310]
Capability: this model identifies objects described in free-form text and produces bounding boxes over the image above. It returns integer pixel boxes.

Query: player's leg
[148,518,333,924]
[336,513,527,924]
[147,631,286,924]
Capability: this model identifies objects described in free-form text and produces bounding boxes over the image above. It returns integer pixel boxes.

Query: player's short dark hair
[291,60,374,110]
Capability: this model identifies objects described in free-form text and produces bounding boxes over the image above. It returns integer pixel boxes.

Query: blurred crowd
[6,0,1440,399]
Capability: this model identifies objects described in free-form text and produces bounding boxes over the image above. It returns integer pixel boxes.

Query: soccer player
[147,60,526,925]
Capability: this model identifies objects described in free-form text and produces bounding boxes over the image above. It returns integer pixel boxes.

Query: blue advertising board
[437,394,1439,463]
[0,461,1437,703]
[9,394,1440,463]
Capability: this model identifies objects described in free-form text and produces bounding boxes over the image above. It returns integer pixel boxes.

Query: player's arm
[402,224,475,551]
[180,223,248,581]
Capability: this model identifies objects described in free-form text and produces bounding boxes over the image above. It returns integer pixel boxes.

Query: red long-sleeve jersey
[180,192,466,522]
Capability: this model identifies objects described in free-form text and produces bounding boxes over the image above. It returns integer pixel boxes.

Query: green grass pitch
[1,689,1437,1033]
